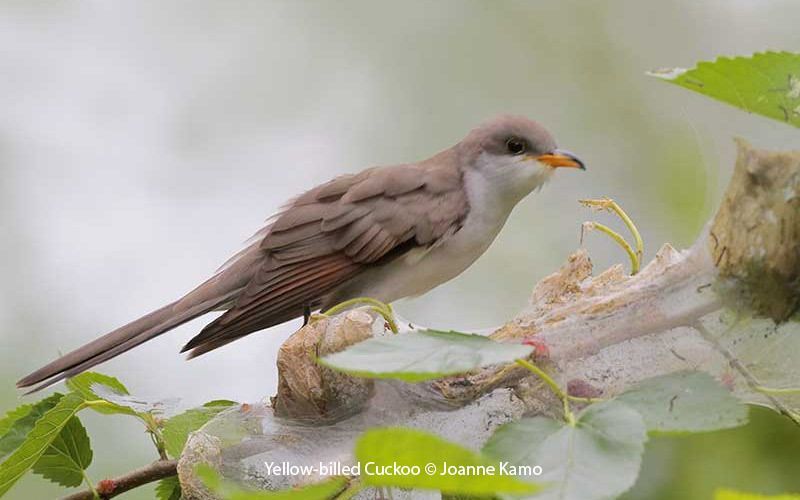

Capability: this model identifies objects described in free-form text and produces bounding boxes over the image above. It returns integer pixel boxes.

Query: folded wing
[182,158,468,357]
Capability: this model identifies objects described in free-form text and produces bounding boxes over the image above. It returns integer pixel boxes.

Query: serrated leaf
[66,372,138,416]
[196,464,348,499]
[0,393,63,461]
[649,51,800,128]
[92,385,179,415]
[66,371,130,398]
[483,401,647,500]
[616,371,748,433]
[355,427,539,496]
[67,371,178,416]
[163,400,237,458]
[156,475,182,500]
[319,330,534,382]
[715,489,800,500]
[0,405,33,441]
[0,393,86,497]
[31,415,92,487]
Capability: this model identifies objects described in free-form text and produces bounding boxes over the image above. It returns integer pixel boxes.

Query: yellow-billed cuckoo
[18,115,584,391]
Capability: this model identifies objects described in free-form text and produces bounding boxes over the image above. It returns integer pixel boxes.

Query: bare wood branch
[61,459,177,500]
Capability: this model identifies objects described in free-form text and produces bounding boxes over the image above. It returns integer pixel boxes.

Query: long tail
[17,239,265,392]
[16,287,241,393]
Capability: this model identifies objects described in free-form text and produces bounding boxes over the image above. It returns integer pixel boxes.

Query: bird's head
[458,115,584,202]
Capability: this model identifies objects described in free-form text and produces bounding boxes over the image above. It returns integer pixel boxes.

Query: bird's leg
[303,304,312,326]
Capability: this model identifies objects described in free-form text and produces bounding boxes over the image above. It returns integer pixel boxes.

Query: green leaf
[481,417,561,467]
[710,314,800,423]
[483,401,647,500]
[649,51,800,128]
[66,371,130,398]
[67,371,178,416]
[715,489,800,500]
[31,416,92,487]
[0,393,63,461]
[319,330,534,382]
[355,427,539,496]
[616,371,748,433]
[0,405,33,440]
[162,400,237,458]
[156,476,182,500]
[66,372,138,416]
[0,393,86,497]
[196,464,348,499]
[93,390,179,415]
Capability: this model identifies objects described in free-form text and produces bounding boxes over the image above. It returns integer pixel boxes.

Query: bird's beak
[536,149,586,170]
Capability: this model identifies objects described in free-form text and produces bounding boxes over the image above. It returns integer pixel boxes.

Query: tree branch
[177,140,800,498]
[62,459,177,500]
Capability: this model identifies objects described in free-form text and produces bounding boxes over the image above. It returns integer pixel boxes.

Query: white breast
[335,167,522,303]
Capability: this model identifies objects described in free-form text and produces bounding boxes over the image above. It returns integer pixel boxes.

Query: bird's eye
[505,137,527,155]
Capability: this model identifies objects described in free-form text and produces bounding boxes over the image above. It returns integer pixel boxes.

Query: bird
[17,115,584,392]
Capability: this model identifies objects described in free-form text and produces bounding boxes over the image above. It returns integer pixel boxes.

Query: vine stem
[141,413,168,460]
[322,297,399,333]
[567,395,605,404]
[515,359,575,425]
[754,386,800,395]
[79,471,96,499]
[83,400,168,459]
[581,222,640,274]
[606,199,644,265]
[580,198,644,274]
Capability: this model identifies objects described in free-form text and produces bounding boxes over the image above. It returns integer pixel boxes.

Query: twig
[83,400,169,459]
[61,460,178,500]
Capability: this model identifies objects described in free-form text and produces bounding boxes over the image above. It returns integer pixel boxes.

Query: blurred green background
[1,1,798,498]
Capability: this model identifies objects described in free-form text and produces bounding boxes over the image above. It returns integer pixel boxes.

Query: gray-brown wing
[181,160,468,357]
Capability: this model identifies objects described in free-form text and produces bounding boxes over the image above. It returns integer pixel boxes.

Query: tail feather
[16,290,240,393]
[18,238,264,393]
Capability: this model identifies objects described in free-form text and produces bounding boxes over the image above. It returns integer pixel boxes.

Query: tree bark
[62,460,177,500]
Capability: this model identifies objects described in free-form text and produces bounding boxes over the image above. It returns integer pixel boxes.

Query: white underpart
[336,153,554,303]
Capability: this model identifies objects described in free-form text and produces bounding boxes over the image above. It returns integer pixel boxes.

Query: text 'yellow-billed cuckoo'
[18,115,584,392]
